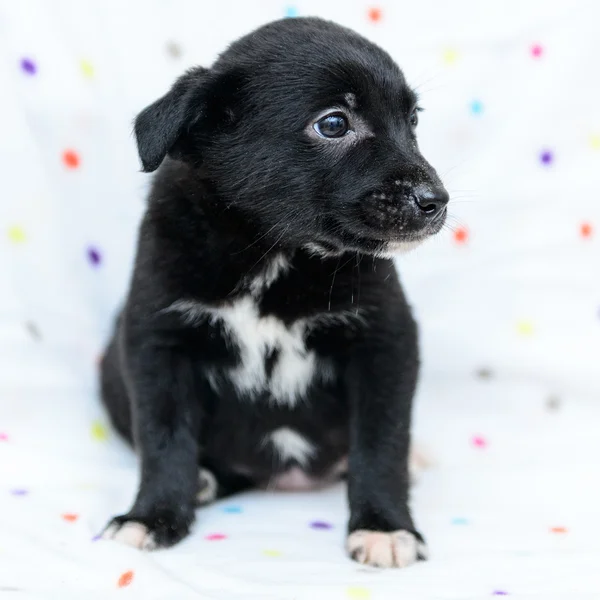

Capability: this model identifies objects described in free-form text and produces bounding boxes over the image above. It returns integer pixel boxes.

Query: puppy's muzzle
[360,179,449,238]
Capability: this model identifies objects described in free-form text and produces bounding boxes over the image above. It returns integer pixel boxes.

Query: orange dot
[117,570,134,588]
[550,526,568,534]
[62,149,80,169]
[453,227,468,244]
[368,7,382,22]
[580,222,593,238]
[61,513,79,522]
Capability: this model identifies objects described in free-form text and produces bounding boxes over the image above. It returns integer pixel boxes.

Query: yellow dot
[443,48,459,65]
[80,60,94,78]
[262,549,282,557]
[8,225,26,243]
[590,134,600,150]
[517,320,534,336]
[347,587,371,600]
[90,420,108,441]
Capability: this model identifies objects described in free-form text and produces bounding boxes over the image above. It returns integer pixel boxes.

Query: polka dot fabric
[1,1,599,598]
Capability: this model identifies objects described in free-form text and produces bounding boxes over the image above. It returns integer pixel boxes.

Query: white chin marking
[346,529,426,568]
[197,467,218,505]
[102,521,157,551]
[379,240,424,257]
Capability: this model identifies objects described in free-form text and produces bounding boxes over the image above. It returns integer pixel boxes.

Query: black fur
[100,17,448,561]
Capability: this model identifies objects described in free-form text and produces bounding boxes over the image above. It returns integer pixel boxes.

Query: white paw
[196,467,218,505]
[347,529,427,568]
[101,521,157,551]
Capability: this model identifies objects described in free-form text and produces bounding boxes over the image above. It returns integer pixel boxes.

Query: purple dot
[20,57,37,75]
[310,520,333,530]
[540,149,553,165]
[493,592,508,596]
[10,489,28,496]
[91,534,102,542]
[87,246,102,267]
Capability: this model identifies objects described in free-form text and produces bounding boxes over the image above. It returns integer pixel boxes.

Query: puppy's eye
[409,109,419,128]
[314,113,350,138]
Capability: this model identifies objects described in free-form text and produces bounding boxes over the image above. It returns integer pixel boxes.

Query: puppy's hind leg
[196,465,255,506]
[196,468,218,506]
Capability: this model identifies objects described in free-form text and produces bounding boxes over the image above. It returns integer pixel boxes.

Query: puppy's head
[135,18,448,257]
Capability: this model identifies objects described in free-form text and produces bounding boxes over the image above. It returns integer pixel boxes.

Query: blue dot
[470,100,483,115]
[451,517,469,525]
[223,505,242,513]
[285,6,298,17]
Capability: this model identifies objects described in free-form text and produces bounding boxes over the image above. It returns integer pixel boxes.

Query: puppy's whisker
[328,255,342,312]
[231,222,279,255]
[354,252,362,312]
[231,212,294,255]
[243,225,289,278]
[443,214,468,233]
[335,252,360,275]
[411,74,440,92]
[413,80,453,95]
[439,162,469,179]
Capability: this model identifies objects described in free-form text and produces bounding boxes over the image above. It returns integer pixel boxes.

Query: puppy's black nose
[412,187,449,216]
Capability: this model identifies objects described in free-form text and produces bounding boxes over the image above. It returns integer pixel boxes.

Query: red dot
[550,526,568,534]
[453,227,468,244]
[61,513,79,522]
[531,43,543,58]
[368,7,382,22]
[117,570,134,588]
[580,222,593,239]
[205,532,227,541]
[62,149,80,169]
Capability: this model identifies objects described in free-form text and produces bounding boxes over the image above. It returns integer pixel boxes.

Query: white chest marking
[213,295,316,405]
[165,255,365,406]
[265,427,316,467]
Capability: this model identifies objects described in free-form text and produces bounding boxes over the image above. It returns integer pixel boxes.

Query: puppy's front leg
[346,318,427,568]
[102,344,200,550]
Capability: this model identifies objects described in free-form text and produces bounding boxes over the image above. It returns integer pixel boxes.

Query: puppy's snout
[411,186,449,217]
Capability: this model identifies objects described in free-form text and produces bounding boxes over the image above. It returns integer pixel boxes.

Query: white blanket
[1,1,599,597]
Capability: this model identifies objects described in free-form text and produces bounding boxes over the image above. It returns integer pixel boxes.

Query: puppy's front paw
[347,529,427,568]
[102,519,158,550]
[102,508,194,550]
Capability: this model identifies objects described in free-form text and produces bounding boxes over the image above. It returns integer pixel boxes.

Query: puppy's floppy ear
[134,66,209,173]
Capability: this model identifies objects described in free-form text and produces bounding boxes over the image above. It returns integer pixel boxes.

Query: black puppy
[100,17,448,568]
